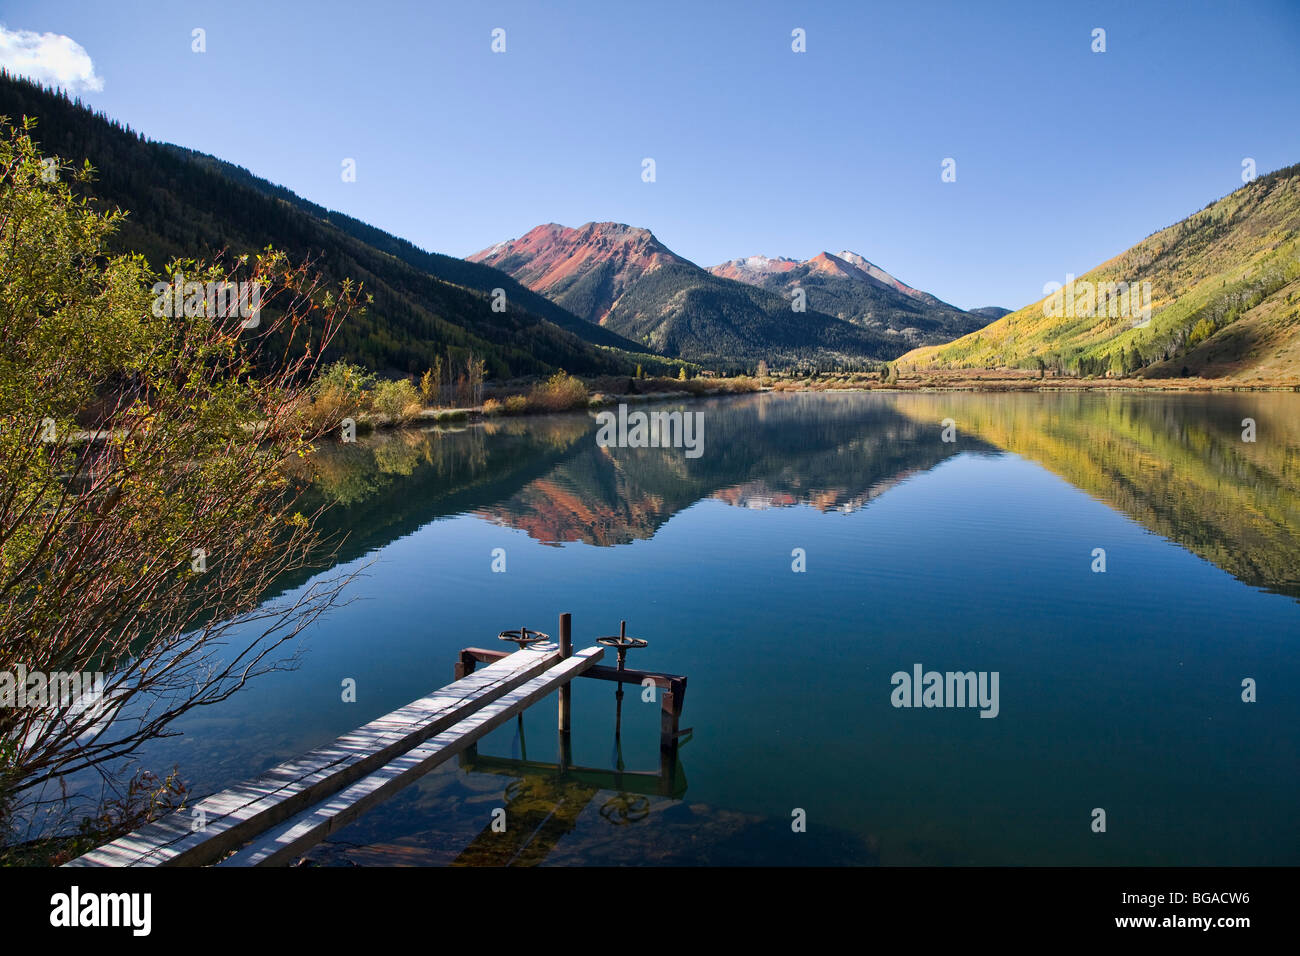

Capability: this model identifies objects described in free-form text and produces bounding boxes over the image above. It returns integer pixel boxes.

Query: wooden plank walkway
[66,645,564,867]
[219,646,604,866]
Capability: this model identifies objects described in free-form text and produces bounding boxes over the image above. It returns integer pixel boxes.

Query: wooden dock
[219,648,602,866]
[66,612,687,867]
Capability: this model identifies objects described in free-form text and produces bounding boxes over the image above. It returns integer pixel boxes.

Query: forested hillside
[902,165,1300,382]
[0,72,649,379]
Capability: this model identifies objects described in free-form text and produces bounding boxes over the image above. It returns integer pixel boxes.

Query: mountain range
[3,70,981,378]
[706,249,985,344]
[8,70,1297,383]
[470,223,987,367]
[0,72,661,380]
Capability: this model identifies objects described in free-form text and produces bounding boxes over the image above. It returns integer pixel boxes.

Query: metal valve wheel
[596,620,648,670]
[497,626,548,650]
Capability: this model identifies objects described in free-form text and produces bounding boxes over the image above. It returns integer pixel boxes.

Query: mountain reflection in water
[300,391,1300,600]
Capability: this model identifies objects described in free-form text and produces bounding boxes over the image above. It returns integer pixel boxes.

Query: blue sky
[3,0,1299,311]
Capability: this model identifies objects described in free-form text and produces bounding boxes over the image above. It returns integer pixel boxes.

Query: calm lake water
[128,390,1300,865]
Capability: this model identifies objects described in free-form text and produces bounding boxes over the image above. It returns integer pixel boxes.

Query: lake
[130,390,1300,865]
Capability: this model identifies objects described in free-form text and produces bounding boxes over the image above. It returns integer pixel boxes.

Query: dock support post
[454,650,481,761]
[558,612,573,770]
[454,649,478,681]
[659,688,676,755]
[658,677,687,793]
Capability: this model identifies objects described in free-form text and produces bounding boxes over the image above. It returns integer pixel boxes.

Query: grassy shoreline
[347,368,1300,436]
[772,368,1300,393]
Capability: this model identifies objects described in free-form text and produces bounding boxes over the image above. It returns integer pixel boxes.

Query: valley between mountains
[5,72,1298,385]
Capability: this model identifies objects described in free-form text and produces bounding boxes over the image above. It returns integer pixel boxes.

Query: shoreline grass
[315,364,1300,440]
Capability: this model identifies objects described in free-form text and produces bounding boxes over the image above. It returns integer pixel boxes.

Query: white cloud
[0,25,104,93]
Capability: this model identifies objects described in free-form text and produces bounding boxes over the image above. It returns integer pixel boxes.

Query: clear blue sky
[4,0,1299,310]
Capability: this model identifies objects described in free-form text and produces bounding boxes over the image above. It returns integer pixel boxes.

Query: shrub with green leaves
[371,378,422,423]
[527,371,588,412]
[0,117,364,832]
